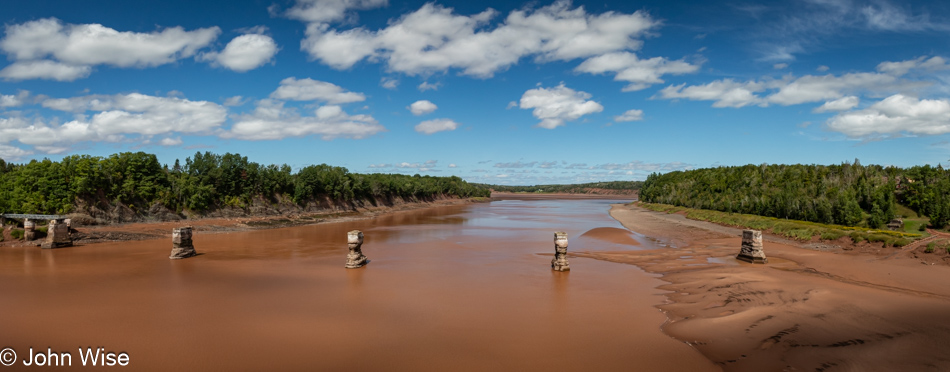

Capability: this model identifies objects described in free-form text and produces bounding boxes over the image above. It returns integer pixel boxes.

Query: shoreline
[1,196,484,247]
[589,203,950,371]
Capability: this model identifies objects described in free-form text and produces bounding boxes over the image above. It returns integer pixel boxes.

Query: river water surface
[0,198,717,371]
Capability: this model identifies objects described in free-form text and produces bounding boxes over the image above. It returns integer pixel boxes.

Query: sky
[1,0,950,185]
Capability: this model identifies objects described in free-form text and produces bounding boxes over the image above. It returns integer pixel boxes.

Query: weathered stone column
[551,231,570,271]
[23,218,35,241]
[345,230,369,268]
[169,226,197,259]
[736,229,767,263]
[41,219,72,249]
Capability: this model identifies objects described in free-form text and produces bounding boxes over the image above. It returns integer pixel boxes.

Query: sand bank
[590,203,950,371]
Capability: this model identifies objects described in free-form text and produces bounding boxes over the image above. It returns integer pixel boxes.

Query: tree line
[639,161,950,228]
[473,181,643,193]
[0,151,489,216]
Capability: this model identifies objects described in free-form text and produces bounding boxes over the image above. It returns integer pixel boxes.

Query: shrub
[850,232,865,243]
[10,229,23,239]
[926,242,936,253]
[820,230,845,240]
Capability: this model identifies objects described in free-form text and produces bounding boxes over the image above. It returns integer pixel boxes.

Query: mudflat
[591,203,950,371]
[0,198,716,371]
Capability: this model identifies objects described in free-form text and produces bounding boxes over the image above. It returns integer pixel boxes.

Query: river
[0,197,717,371]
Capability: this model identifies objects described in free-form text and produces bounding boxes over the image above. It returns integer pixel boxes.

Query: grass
[637,202,922,247]
[926,242,936,253]
[10,229,23,240]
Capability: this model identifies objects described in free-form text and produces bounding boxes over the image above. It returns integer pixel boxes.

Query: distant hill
[472,181,642,195]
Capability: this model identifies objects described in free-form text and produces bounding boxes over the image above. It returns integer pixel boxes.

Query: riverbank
[586,203,950,371]
[0,196,487,247]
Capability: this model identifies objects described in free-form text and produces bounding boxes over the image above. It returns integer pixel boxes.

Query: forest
[473,181,642,194]
[0,151,489,217]
[639,161,950,229]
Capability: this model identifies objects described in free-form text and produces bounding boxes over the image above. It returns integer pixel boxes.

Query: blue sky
[2,0,950,185]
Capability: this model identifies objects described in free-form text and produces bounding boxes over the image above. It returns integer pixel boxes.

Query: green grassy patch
[10,229,23,240]
[637,202,922,247]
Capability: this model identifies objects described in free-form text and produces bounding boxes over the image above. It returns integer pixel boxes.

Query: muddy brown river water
[0,198,717,371]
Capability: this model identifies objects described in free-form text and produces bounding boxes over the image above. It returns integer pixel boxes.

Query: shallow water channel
[0,198,717,371]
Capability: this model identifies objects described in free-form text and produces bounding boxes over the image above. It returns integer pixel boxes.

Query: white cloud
[225,99,385,140]
[658,79,766,108]
[0,91,29,107]
[813,96,859,113]
[767,72,909,105]
[270,77,365,103]
[380,77,399,89]
[448,163,457,168]
[519,83,603,129]
[877,56,950,76]
[1,93,226,153]
[747,1,948,62]
[223,96,246,106]
[299,1,658,77]
[826,94,950,137]
[397,160,437,170]
[201,33,278,72]
[418,82,440,91]
[614,109,644,122]
[0,18,219,80]
[284,0,388,23]
[773,63,788,69]
[159,137,183,146]
[414,118,459,134]
[575,52,700,91]
[817,65,830,72]
[408,100,437,115]
[0,60,91,81]
[0,144,32,160]
[657,57,941,109]
[494,161,537,168]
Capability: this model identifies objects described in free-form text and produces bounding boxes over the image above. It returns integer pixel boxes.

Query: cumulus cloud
[576,52,701,91]
[414,118,459,134]
[299,1,658,77]
[270,77,366,103]
[519,83,603,129]
[614,109,644,122]
[408,100,437,115]
[201,33,278,72]
[658,79,767,108]
[0,144,32,159]
[657,56,941,109]
[0,18,219,80]
[0,91,30,107]
[1,93,226,154]
[813,96,859,113]
[0,60,91,81]
[159,137,183,146]
[225,99,384,140]
[826,94,950,138]
[876,56,950,76]
[284,0,388,24]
